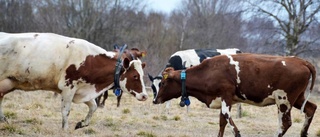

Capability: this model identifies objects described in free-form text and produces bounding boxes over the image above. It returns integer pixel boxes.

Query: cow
[148,48,242,115]
[0,32,148,130]
[153,53,317,137]
[95,47,147,108]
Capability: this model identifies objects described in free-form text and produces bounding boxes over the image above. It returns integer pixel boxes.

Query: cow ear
[123,58,130,69]
[141,51,147,58]
[113,44,119,50]
[142,62,146,69]
[148,73,154,81]
[163,67,175,79]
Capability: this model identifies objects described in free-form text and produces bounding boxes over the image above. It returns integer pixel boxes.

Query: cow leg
[100,91,108,108]
[75,99,97,129]
[293,96,317,137]
[275,93,292,137]
[95,94,102,108]
[116,92,122,107]
[218,100,240,137]
[0,79,15,123]
[60,89,76,130]
[218,112,227,137]
[0,97,8,123]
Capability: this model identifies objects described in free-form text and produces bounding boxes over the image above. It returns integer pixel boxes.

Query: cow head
[148,74,162,99]
[120,58,148,101]
[153,67,182,104]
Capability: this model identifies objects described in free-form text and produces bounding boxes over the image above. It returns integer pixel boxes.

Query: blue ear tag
[181,71,186,80]
[115,88,122,97]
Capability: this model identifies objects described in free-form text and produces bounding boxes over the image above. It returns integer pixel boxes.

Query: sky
[147,0,182,14]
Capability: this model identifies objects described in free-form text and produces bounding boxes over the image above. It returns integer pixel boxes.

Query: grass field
[0,89,319,137]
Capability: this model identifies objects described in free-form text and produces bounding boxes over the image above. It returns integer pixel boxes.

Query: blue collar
[180,70,190,107]
[113,44,127,97]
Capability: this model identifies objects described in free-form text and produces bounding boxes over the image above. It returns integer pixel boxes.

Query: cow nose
[140,94,148,101]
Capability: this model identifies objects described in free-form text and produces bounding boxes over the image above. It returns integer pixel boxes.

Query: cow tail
[301,61,316,113]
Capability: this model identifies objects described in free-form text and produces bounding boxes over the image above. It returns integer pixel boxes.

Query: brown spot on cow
[280,104,288,113]
[65,54,115,92]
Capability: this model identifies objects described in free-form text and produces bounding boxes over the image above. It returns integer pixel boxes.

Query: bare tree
[173,0,247,49]
[0,0,36,32]
[246,0,320,56]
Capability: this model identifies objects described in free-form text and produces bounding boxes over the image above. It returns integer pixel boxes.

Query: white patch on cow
[277,111,284,136]
[301,116,311,133]
[272,89,291,136]
[209,97,222,109]
[171,49,200,68]
[226,55,241,84]
[221,100,235,132]
[221,100,230,117]
[152,78,161,102]
[274,89,290,113]
[239,89,289,108]
[281,61,286,66]
[217,48,239,55]
[73,83,114,103]
[120,59,148,101]
[267,85,271,89]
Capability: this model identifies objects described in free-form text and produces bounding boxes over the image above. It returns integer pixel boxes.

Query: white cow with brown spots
[154,53,317,137]
[0,32,148,130]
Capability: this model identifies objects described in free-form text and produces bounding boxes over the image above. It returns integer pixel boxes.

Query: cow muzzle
[153,98,161,104]
[136,93,148,101]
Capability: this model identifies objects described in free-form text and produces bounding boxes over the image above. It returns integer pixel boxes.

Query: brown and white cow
[153,53,317,137]
[95,47,147,108]
[0,32,148,130]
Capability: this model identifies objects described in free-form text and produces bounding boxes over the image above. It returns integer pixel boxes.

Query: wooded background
[1,0,320,93]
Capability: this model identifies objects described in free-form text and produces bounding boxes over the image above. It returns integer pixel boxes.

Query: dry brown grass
[0,90,319,137]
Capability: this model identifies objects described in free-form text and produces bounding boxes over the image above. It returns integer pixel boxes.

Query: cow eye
[160,81,165,87]
[134,75,138,79]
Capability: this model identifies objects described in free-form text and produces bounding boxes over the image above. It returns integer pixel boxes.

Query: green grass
[1,124,24,134]
[293,117,302,123]
[136,131,157,137]
[160,115,168,121]
[24,118,42,125]
[84,128,96,135]
[241,111,249,117]
[4,111,17,119]
[122,108,131,114]
[172,115,181,121]
[104,117,121,131]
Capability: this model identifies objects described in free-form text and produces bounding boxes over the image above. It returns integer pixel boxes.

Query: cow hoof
[75,120,88,130]
[301,132,308,137]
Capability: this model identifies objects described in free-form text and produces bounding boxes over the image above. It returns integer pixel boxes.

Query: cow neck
[179,70,191,107]
[113,44,127,97]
